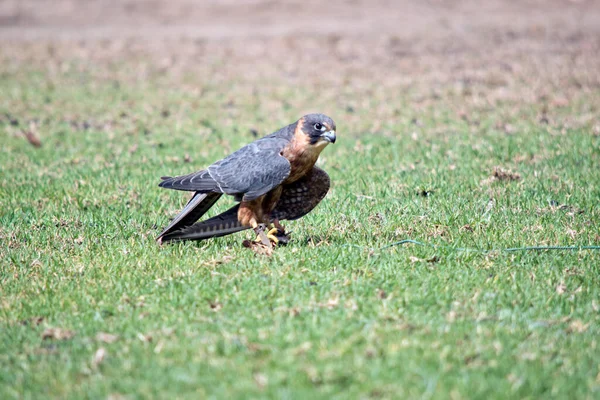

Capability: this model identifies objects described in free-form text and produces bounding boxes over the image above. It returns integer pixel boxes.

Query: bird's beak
[321,130,336,144]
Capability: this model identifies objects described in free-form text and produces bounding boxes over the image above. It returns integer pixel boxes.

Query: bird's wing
[156,192,222,244]
[159,136,291,201]
[159,170,220,193]
[161,166,331,243]
[272,166,331,221]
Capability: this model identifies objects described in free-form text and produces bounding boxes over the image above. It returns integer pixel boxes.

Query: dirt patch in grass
[1,0,599,99]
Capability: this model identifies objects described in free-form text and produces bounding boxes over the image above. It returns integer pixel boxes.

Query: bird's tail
[158,204,247,244]
[156,192,222,243]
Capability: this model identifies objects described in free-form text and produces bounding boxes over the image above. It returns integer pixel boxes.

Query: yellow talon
[266,233,279,244]
[251,224,280,247]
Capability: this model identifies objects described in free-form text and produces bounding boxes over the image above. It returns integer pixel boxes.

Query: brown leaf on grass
[202,255,234,267]
[92,347,107,367]
[395,227,414,237]
[561,205,584,216]
[209,301,222,312]
[464,353,481,365]
[137,333,153,342]
[365,347,377,358]
[537,203,584,216]
[567,320,589,333]
[292,341,312,355]
[427,255,440,263]
[311,297,341,310]
[22,130,42,147]
[368,212,386,224]
[410,254,440,265]
[95,332,119,343]
[288,307,301,317]
[377,289,387,299]
[551,97,569,107]
[254,373,268,388]
[42,327,75,340]
[345,299,358,311]
[429,226,446,238]
[326,297,339,309]
[446,310,457,323]
[242,240,274,256]
[491,166,521,181]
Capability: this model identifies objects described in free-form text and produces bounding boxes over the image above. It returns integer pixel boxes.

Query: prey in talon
[156,114,337,251]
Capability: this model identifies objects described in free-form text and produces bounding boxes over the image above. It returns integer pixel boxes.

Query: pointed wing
[159,136,291,201]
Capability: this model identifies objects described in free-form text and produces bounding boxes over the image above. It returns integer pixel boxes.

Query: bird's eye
[314,123,324,131]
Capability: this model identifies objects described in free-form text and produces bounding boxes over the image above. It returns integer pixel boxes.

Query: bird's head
[300,114,337,147]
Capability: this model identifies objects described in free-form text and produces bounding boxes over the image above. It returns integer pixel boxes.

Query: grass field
[1,2,600,398]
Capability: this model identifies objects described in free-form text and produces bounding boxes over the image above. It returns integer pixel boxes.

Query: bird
[156,113,337,247]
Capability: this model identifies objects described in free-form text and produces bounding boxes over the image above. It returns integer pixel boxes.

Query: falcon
[157,113,336,248]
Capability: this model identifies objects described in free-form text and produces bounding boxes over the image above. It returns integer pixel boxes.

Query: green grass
[1,56,600,399]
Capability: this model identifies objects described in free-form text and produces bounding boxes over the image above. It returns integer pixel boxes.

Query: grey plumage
[159,123,296,201]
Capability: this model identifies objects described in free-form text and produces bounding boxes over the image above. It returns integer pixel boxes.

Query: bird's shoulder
[211,121,297,167]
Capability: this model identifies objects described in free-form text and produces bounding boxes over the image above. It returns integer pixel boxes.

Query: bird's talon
[266,233,280,244]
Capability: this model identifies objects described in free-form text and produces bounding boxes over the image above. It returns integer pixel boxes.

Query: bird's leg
[273,219,286,234]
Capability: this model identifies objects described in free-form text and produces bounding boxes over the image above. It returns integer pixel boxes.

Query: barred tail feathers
[159,204,247,243]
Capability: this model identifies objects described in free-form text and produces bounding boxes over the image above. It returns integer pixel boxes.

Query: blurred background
[2,0,598,131]
[1,0,598,40]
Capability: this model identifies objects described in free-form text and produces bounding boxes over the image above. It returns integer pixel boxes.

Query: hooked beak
[321,130,336,144]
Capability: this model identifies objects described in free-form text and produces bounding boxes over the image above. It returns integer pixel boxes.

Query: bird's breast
[283,144,324,183]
